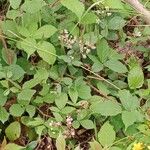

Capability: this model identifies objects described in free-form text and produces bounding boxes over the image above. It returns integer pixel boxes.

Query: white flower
[107,12,112,16]
[135,31,142,37]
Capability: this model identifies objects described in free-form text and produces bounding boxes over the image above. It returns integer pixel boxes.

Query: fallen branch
[124,0,150,24]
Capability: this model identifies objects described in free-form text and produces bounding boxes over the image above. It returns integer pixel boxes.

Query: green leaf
[2,48,17,65]
[105,60,128,73]
[89,140,103,150]
[81,12,98,25]
[21,0,46,14]
[98,122,116,146]
[97,81,110,95]
[23,68,49,89]
[110,147,121,150]
[97,39,110,63]
[61,0,85,19]
[33,25,57,39]
[55,93,68,109]
[122,111,137,130]
[5,121,21,141]
[26,105,36,118]
[9,104,25,117]
[4,143,24,150]
[1,20,18,38]
[77,109,87,120]
[37,41,56,65]
[6,10,20,20]
[104,0,124,9]
[108,16,126,30]
[7,64,25,80]
[0,106,9,123]
[128,65,144,89]
[20,38,37,57]
[91,101,122,116]
[18,89,36,104]
[80,119,94,129]
[17,26,31,37]
[56,133,66,150]
[61,106,76,114]
[77,84,91,99]
[9,0,22,9]
[0,89,7,106]
[68,88,78,103]
[118,90,139,111]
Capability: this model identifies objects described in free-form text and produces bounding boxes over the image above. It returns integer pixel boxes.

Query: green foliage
[98,122,116,146]
[5,121,21,141]
[0,0,149,149]
[61,0,85,19]
[56,133,66,150]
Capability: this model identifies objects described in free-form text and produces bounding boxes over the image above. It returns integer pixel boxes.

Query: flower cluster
[49,121,62,127]
[79,41,96,59]
[63,116,75,138]
[58,29,96,59]
[58,29,76,49]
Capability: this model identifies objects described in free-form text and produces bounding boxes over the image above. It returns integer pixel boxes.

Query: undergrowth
[0,0,150,150]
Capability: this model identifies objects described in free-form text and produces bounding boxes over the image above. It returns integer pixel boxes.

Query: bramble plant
[0,0,150,149]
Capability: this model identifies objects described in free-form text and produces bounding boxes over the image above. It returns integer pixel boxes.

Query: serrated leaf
[108,16,126,30]
[97,39,110,63]
[77,84,91,99]
[9,104,25,117]
[17,26,31,37]
[37,41,56,65]
[91,101,122,116]
[18,89,36,104]
[80,119,94,129]
[56,133,66,150]
[0,106,9,123]
[0,89,7,106]
[2,48,17,65]
[6,64,25,80]
[4,143,24,150]
[5,121,21,141]
[98,122,116,146]
[55,93,68,109]
[122,111,137,130]
[20,38,37,57]
[21,0,46,14]
[118,90,139,111]
[97,81,110,95]
[128,65,144,89]
[81,12,98,25]
[26,105,36,118]
[110,147,121,150]
[6,10,20,20]
[33,25,57,39]
[9,0,22,9]
[61,106,75,114]
[104,0,124,9]
[105,60,128,73]
[89,140,103,150]
[61,0,85,19]
[68,88,78,103]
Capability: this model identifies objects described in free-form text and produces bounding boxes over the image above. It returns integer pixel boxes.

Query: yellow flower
[132,142,144,150]
[147,146,150,149]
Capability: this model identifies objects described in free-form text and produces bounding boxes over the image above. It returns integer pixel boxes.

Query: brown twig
[124,0,150,24]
